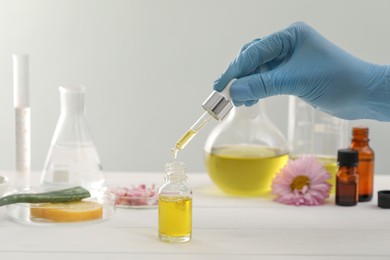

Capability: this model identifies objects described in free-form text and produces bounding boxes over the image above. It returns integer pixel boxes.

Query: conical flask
[41,86,105,190]
[204,101,289,197]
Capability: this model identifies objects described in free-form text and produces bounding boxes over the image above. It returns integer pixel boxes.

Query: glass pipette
[171,79,235,159]
[171,112,212,159]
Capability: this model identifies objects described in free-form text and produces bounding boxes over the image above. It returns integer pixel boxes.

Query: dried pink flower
[271,156,331,206]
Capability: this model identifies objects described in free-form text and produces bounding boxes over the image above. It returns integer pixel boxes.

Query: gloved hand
[214,22,390,121]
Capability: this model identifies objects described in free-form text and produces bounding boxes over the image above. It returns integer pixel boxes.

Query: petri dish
[6,189,115,226]
[109,183,158,209]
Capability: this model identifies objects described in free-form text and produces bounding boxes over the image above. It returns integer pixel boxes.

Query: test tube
[13,54,31,191]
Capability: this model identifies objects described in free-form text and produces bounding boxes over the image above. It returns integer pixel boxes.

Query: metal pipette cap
[202,79,235,121]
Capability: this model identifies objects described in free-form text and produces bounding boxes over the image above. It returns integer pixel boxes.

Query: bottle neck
[352,127,369,143]
[165,161,187,182]
[338,165,357,175]
[165,172,187,182]
[60,86,86,116]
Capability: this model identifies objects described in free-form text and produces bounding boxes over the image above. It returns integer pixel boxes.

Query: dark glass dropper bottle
[336,149,359,206]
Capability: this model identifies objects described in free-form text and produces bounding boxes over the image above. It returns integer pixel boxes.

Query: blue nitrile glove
[214,22,390,121]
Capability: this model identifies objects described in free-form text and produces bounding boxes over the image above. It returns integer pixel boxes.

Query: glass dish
[7,189,115,226]
[109,183,158,209]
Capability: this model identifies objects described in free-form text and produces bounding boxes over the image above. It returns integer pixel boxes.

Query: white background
[1,0,390,174]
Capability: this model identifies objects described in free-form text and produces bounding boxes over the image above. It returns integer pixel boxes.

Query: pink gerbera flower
[272,156,331,206]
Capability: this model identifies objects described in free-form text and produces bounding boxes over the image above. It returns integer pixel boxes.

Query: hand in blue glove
[214,22,390,121]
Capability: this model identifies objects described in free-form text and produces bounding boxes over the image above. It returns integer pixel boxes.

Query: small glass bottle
[158,161,192,243]
[349,127,374,202]
[336,149,359,206]
[41,86,105,190]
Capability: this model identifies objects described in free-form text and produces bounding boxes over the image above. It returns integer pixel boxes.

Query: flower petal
[271,156,332,206]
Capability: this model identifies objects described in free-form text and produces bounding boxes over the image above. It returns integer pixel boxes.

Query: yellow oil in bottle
[316,156,337,195]
[158,196,192,242]
[205,145,289,197]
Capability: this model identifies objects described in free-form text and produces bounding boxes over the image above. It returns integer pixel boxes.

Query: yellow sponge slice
[30,201,103,222]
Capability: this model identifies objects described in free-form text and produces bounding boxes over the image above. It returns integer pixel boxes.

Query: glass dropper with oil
[171,80,235,159]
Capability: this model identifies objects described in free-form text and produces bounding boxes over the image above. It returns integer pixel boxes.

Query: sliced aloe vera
[0,186,91,207]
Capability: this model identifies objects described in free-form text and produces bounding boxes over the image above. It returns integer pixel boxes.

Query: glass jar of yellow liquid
[158,161,192,243]
[204,101,289,197]
[288,96,348,194]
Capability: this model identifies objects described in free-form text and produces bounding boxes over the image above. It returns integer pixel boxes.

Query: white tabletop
[0,171,390,260]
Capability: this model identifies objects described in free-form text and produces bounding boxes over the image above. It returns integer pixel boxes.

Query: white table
[0,172,390,260]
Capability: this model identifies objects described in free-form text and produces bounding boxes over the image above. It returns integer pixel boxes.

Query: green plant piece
[0,186,91,207]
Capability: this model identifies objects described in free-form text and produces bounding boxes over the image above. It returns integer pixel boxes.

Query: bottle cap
[337,149,358,166]
[202,79,235,121]
[378,190,390,209]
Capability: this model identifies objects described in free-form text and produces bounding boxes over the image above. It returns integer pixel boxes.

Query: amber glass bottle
[336,149,359,206]
[349,127,374,202]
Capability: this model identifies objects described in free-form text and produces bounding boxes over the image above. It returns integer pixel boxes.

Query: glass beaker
[288,96,348,194]
[204,101,289,197]
[41,86,105,190]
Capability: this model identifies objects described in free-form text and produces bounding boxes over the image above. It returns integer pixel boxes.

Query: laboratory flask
[204,101,289,197]
[41,86,105,190]
[288,96,348,194]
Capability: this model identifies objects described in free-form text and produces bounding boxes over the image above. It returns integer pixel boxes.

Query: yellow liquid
[171,130,198,159]
[175,130,197,151]
[205,145,289,197]
[158,196,192,242]
[317,156,337,195]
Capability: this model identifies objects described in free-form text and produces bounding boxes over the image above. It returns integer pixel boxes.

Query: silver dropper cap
[202,79,235,121]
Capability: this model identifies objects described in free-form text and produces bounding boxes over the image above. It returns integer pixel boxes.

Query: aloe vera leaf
[0,186,91,207]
